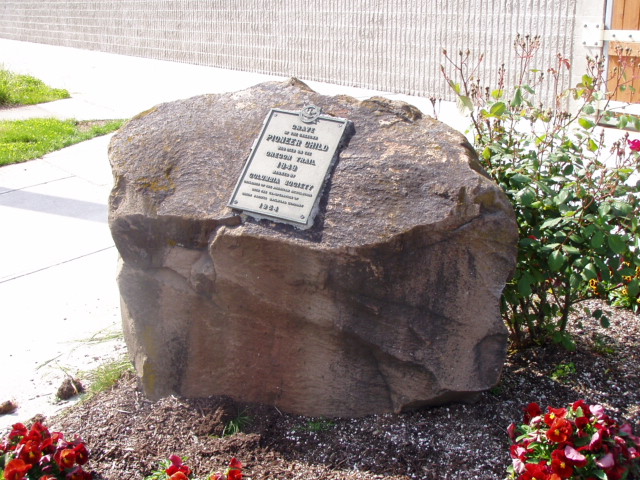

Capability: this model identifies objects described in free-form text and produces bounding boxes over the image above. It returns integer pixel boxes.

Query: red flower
[521,462,550,480]
[525,402,543,423]
[18,439,42,465]
[73,443,90,465]
[589,430,603,450]
[596,452,615,469]
[544,407,568,426]
[511,444,528,461]
[31,422,50,439]
[210,458,243,480]
[575,416,590,430]
[55,448,78,469]
[551,448,574,478]
[628,139,640,152]
[9,423,28,441]
[227,458,243,480]
[169,473,190,480]
[572,400,591,416]
[564,445,588,467]
[546,418,573,443]
[166,455,192,477]
[4,458,33,480]
[65,466,93,480]
[51,431,65,445]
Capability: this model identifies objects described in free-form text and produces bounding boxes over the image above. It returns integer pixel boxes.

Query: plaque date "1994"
[259,202,279,213]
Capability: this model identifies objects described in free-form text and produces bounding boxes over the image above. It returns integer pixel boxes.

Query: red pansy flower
[572,399,591,416]
[525,402,543,423]
[55,448,78,469]
[575,416,590,430]
[9,423,28,441]
[18,439,42,465]
[4,458,33,480]
[169,472,190,480]
[551,448,574,478]
[544,407,568,426]
[31,422,50,439]
[166,454,192,477]
[564,445,588,467]
[65,466,93,480]
[73,443,90,465]
[227,458,243,480]
[521,461,550,480]
[547,418,573,443]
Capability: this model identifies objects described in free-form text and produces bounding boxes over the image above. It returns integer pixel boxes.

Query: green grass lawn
[0,118,125,166]
[0,67,70,106]
[0,67,126,166]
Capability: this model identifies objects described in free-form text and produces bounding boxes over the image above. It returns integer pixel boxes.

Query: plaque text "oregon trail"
[228,107,350,229]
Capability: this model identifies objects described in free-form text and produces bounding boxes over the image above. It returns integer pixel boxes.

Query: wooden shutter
[608,0,640,102]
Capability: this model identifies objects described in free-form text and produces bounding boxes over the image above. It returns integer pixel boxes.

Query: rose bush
[0,422,92,480]
[507,400,640,480]
[441,36,640,348]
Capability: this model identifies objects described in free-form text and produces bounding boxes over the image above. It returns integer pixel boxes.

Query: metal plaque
[228,106,350,229]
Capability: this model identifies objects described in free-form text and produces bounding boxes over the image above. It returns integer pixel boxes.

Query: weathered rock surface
[108,78,518,417]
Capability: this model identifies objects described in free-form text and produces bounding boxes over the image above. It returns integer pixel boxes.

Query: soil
[22,300,640,479]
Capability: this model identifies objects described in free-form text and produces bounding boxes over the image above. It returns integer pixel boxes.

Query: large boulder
[108,78,518,417]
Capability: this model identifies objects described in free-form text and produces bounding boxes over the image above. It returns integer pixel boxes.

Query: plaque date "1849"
[228,106,350,229]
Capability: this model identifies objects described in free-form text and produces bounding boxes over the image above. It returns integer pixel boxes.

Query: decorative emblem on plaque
[228,106,351,230]
[299,104,322,124]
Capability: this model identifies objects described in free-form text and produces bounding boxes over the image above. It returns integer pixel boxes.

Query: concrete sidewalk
[0,38,457,433]
[0,132,125,432]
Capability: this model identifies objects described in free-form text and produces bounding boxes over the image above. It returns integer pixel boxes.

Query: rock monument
[108,78,518,417]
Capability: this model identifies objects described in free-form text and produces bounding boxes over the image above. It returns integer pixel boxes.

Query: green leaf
[582,74,594,87]
[588,138,598,152]
[510,173,532,186]
[518,188,536,206]
[459,95,474,111]
[618,116,629,129]
[549,250,566,272]
[600,315,610,328]
[555,189,570,205]
[590,231,605,249]
[598,203,611,217]
[583,263,598,280]
[628,278,640,297]
[607,234,627,254]
[491,89,504,99]
[489,102,507,116]
[541,217,563,229]
[517,272,534,297]
[578,117,595,129]
[593,468,608,480]
[612,201,633,216]
[562,245,581,255]
[511,87,524,107]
